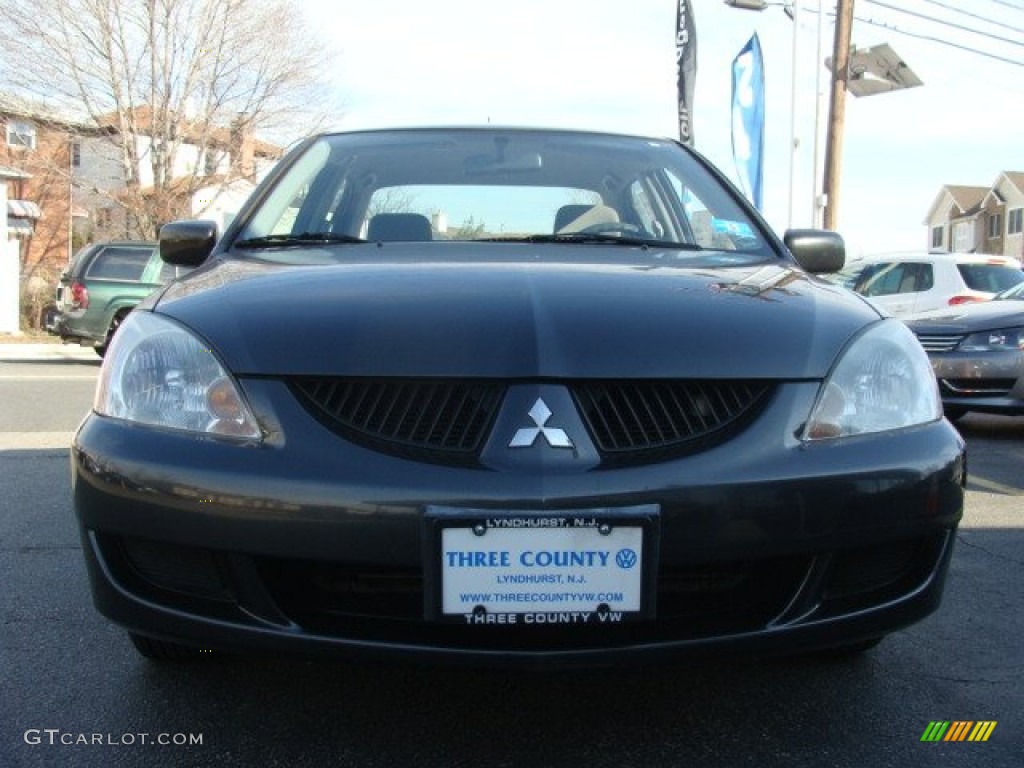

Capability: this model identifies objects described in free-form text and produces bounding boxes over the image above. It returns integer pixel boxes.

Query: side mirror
[784,229,845,274]
[159,220,218,267]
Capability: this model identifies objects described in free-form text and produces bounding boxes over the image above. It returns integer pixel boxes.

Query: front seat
[367,213,433,241]
[554,204,620,234]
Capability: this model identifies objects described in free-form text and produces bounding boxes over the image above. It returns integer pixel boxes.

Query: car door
[854,261,920,317]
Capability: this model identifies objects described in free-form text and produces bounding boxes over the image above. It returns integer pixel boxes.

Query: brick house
[0,94,281,330]
[0,94,91,326]
[924,173,1024,259]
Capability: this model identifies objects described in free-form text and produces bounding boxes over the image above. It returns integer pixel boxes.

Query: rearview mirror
[784,229,845,274]
[159,220,218,267]
[464,152,543,175]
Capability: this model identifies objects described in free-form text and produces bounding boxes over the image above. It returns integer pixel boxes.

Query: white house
[924,173,1024,258]
[0,165,32,333]
[191,178,258,233]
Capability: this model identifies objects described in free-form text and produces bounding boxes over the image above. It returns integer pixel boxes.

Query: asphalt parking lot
[1,346,1020,768]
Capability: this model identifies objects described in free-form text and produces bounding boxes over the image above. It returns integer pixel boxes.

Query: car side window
[857,262,933,297]
[627,179,669,240]
[957,264,1024,293]
[84,247,154,281]
[663,170,758,251]
[896,263,930,294]
[916,264,934,291]
[857,263,900,296]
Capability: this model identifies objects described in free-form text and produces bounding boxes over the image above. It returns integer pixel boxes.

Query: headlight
[803,319,941,441]
[957,327,1024,352]
[94,311,261,439]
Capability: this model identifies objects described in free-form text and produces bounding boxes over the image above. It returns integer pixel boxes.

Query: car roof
[321,125,671,140]
[93,241,158,247]
[850,252,1022,267]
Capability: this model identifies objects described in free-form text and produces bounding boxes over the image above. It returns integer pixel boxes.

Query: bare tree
[0,0,338,237]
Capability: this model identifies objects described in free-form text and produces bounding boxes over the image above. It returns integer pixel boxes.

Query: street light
[821,8,921,230]
[833,43,923,97]
[727,2,920,231]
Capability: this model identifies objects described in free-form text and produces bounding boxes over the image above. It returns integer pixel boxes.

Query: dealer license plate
[426,507,658,624]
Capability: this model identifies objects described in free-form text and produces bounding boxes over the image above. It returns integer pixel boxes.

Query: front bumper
[49,312,102,346]
[72,380,966,664]
[930,349,1024,416]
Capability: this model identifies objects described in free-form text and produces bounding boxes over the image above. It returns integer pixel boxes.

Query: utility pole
[822,0,855,231]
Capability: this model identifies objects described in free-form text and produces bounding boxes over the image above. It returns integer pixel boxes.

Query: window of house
[987,212,1003,239]
[6,119,36,149]
[952,221,973,253]
[72,142,82,168]
[96,208,113,230]
[931,225,944,250]
[1009,208,1023,236]
[204,150,219,176]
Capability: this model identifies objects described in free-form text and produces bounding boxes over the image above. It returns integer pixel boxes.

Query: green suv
[50,241,191,357]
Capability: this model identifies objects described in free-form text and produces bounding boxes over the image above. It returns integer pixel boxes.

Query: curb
[0,343,99,361]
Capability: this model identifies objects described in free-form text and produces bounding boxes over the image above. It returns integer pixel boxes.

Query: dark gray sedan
[908,281,1024,420]
[72,127,965,665]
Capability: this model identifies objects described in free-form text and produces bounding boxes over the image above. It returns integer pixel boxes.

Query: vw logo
[509,398,574,449]
[615,549,638,569]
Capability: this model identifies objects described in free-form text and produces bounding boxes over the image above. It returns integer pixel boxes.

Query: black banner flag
[676,0,697,146]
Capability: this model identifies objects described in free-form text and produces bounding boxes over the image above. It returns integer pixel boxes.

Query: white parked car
[844,253,1024,318]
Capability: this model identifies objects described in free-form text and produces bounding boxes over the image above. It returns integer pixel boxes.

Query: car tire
[95,310,130,358]
[40,304,59,331]
[129,633,208,661]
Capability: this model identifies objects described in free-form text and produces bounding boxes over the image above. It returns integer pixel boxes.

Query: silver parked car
[907,281,1024,420]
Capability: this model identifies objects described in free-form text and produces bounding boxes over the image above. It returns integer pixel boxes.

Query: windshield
[233,129,773,259]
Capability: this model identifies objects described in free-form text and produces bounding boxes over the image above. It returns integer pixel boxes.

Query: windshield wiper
[234,232,366,248]
[474,233,702,249]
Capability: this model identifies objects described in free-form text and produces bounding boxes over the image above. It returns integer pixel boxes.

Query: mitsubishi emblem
[509,398,574,449]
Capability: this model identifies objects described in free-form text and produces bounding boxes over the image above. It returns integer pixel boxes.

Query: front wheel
[95,310,130,358]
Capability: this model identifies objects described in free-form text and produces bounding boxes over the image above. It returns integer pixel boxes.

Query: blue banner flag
[731,33,765,210]
[676,1,697,147]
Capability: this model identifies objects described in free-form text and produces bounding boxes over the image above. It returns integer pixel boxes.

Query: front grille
[914,333,964,353]
[823,534,947,605]
[119,536,230,600]
[257,555,809,643]
[824,540,922,599]
[291,378,505,462]
[290,378,773,466]
[941,378,1016,396]
[260,560,423,620]
[573,380,773,457]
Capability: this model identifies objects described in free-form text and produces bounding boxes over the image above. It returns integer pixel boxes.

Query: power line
[980,0,1024,13]
[794,5,1024,79]
[920,0,1024,36]
[863,0,1024,48]
[854,13,1024,69]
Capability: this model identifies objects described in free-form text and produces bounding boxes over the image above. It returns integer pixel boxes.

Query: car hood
[906,300,1024,333]
[153,247,878,379]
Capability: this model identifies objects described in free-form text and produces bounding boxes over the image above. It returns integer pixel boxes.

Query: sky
[302,0,1022,257]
